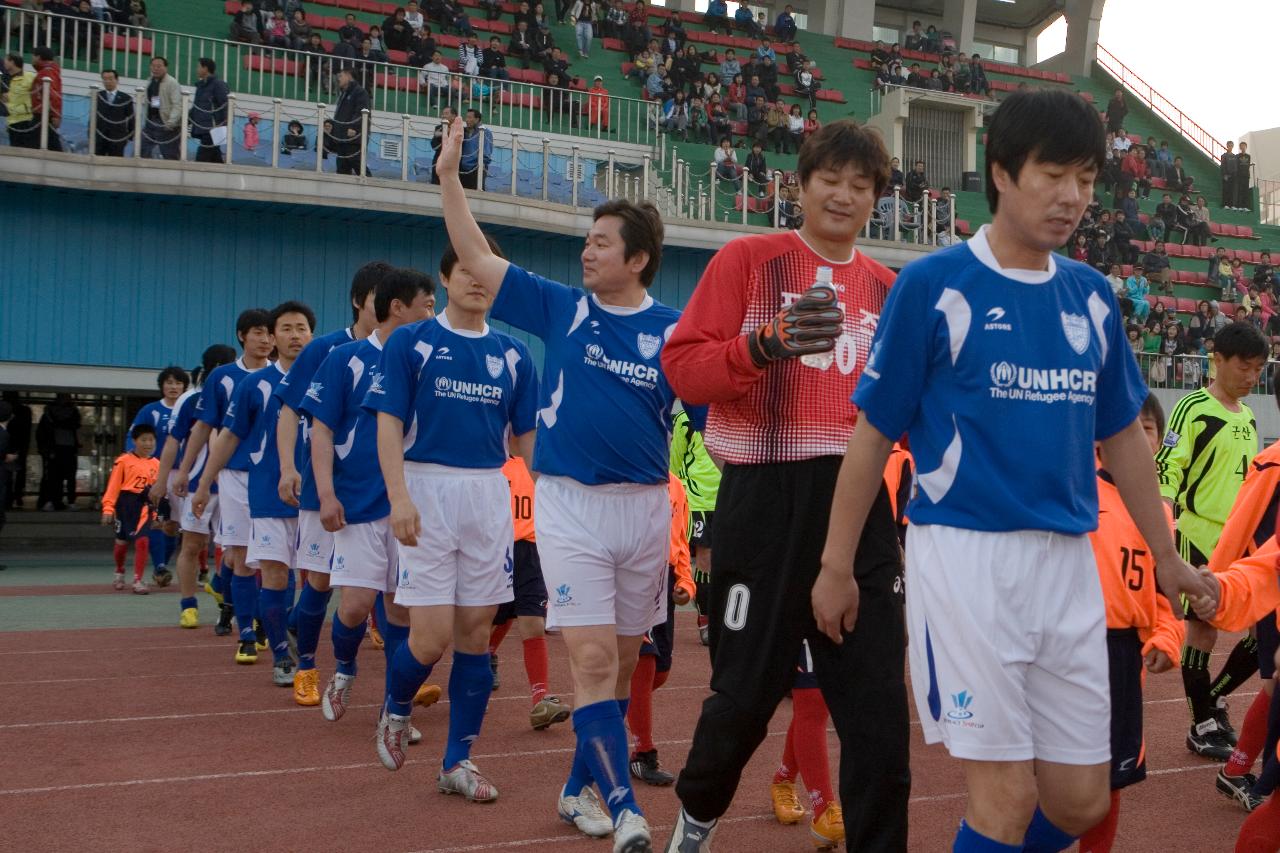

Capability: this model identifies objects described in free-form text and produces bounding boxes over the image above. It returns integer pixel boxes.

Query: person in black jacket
[508,20,535,68]
[190,58,230,163]
[1220,140,1237,210]
[480,36,510,85]
[1168,156,1193,195]
[1234,141,1252,210]
[1105,89,1127,134]
[337,13,364,46]
[94,69,134,156]
[36,393,79,511]
[1,391,31,510]
[904,159,928,203]
[332,68,370,175]
[429,104,457,183]
[383,7,413,52]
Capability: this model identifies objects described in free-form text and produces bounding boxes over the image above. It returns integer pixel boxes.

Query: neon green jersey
[670,410,720,513]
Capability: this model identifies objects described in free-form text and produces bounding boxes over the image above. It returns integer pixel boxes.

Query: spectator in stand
[94,69,133,157]
[1143,298,1170,332]
[755,39,776,63]
[725,72,747,120]
[458,107,493,188]
[304,33,332,93]
[744,139,768,186]
[587,75,610,131]
[264,9,290,48]
[874,59,904,94]
[744,73,766,107]
[925,69,947,91]
[757,56,781,100]
[1121,145,1150,200]
[1105,262,1127,299]
[1232,259,1249,297]
[189,57,229,164]
[666,14,688,50]
[774,4,797,42]
[699,72,722,103]
[689,95,710,144]
[1185,300,1213,349]
[869,40,890,69]
[231,0,263,43]
[1112,127,1132,155]
[479,0,502,21]
[141,56,180,160]
[661,90,690,140]
[383,7,413,52]
[1207,245,1228,279]
[1089,230,1118,272]
[1105,88,1127,134]
[542,44,571,80]
[934,186,954,245]
[512,0,535,29]
[1254,252,1276,291]
[708,94,730,140]
[428,105,456,182]
[785,103,804,150]
[127,0,148,26]
[282,120,307,154]
[713,136,738,180]
[242,112,261,152]
[602,0,627,39]
[508,20,535,68]
[2,54,36,149]
[530,22,555,67]
[1118,188,1141,232]
[1234,141,1252,210]
[904,19,925,51]
[704,0,732,36]
[1070,233,1091,263]
[1125,268,1151,322]
[968,54,990,95]
[569,0,594,58]
[531,1,549,31]
[905,62,926,88]
[1149,192,1175,243]
[735,1,761,39]
[1143,240,1173,293]
[1220,140,1237,209]
[674,45,704,92]
[337,13,364,46]
[764,98,787,153]
[888,156,904,190]
[1189,194,1212,247]
[803,107,820,139]
[354,37,387,89]
[480,36,510,86]
[793,61,817,108]
[458,32,483,75]
[623,0,650,54]
[628,43,656,80]
[746,93,767,145]
[404,0,425,33]
[904,159,928,204]
[332,67,370,176]
[777,176,801,228]
[720,48,741,82]
[646,65,671,101]
[289,10,312,49]
[923,24,941,52]
[1154,140,1173,179]
[543,71,579,128]
[1112,210,1138,265]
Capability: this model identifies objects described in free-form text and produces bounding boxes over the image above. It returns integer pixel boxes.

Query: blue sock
[294,583,330,671]
[216,562,233,597]
[443,651,495,769]
[385,641,434,716]
[381,614,410,698]
[285,570,298,633]
[147,528,167,571]
[331,614,366,676]
[164,533,178,566]
[231,574,259,642]
[572,700,639,820]
[179,595,198,613]
[258,587,291,663]
[1021,807,1076,853]
[953,820,1021,852]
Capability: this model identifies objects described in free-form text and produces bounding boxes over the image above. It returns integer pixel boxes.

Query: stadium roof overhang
[876,0,1065,32]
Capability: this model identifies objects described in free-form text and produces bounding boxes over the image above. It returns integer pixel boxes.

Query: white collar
[368,329,384,350]
[967,225,1056,284]
[792,229,858,266]
[591,292,653,315]
[437,310,489,338]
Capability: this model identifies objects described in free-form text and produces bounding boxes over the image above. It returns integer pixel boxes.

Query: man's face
[197,63,209,80]
[133,433,157,459]
[914,162,924,174]
[161,376,187,402]
[101,71,118,91]
[991,154,1097,253]
[465,111,479,128]
[241,326,275,360]
[443,264,496,314]
[799,162,878,247]
[273,313,313,362]
[581,215,645,293]
[1216,354,1268,400]
[441,106,456,122]
[150,59,166,78]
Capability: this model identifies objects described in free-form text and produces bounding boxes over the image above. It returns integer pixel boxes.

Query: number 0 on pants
[724,583,750,631]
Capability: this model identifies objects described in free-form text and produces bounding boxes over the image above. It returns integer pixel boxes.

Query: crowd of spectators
[868,25,991,98]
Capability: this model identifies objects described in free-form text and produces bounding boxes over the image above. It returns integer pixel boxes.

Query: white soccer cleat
[375,710,410,770]
[558,785,614,838]
[321,672,354,722]
[613,808,653,853]
[438,759,499,802]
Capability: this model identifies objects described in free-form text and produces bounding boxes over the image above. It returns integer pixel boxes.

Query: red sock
[1227,689,1272,777]
[522,636,549,705]
[790,687,834,819]
[197,548,207,573]
[1237,792,1280,852]
[653,668,670,690]
[133,537,150,582]
[1079,790,1121,853]
[628,654,657,753]
[113,542,127,573]
[489,620,513,655]
[214,545,223,568]
[774,719,798,784]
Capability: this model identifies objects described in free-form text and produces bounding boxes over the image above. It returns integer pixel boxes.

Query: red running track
[0,613,1253,851]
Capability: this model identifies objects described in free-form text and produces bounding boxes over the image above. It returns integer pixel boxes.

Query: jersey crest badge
[1162,431,1179,448]
[485,354,504,379]
[1060,312,1090,355]
[637,332,662,360]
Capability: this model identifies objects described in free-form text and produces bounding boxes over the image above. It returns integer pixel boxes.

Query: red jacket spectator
[1121,150,1146,180]
[32,52,63,126]
[587,78,610,128]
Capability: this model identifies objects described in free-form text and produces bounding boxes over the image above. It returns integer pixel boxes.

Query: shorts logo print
[555,584,573,605]
[944,690,984,729]
[307,543,320,557]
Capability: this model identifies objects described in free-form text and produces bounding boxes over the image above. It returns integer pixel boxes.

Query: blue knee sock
[146,528,167,571]
[179,596,198,613]
[381,617,410,698]
[571,700,639,820]
[285,569,298,633]
[443,651,495,769]
[258,587,291,664]
[1021,807,1076,853]
[215,562,233,597]
[295,583,330,671]
[164,533,178,566]
[386,641,434,716]
[564,701,626,796]
[953,820,1021,852]
[331,614,367,677]
[231,574,259,642]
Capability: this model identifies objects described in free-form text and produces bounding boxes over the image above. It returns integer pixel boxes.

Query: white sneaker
[558,785,614,838]
[409,723,423,745]
[438,758,499,802]
[613,809,653,853]
[376,710,410,770]
[321,672,354,721]
[663,809,717,852]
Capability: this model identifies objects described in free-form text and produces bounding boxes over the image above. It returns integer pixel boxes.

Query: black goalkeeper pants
[674,456,910,852]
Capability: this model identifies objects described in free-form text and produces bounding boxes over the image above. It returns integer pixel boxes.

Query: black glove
[747,285,844,368]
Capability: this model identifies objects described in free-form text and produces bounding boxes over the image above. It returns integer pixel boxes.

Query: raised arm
[436,115,510,290]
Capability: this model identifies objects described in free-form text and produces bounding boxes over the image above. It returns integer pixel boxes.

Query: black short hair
[130,423,157,441]
[4,53,23,71]
[1140,393,1165,438]
[197,344,237,385]
[235,308,271,345]
[797,119,891,197]
[153,56,168,67]
[270,300,316,332]
[1214,321,1269,361]
[374,267,436,322]
[102,68,118,79]
[440,234,507,280]
[984,90,1105,213]
[33,46,54,62]
[199,57,216,74]
[592,200,664,288]
[350,261,394,323]
[157,366,191,391]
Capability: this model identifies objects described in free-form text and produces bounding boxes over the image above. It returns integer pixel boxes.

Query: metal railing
[1096,44,1226,164]
[2,6,659,147]
[1135,351,1280,395]
[1260,178,1280,227]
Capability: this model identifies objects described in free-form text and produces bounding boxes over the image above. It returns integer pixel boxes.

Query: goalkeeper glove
[746,285,844,368]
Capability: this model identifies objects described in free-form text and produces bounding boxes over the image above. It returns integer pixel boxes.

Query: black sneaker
[1214,700,1239,746]
[197,568,209,584]
[490,653,500,691]
[214,603,235,636]
[1217,770,1264,812]
[152,569,173,587]
[1187,720,1235,761]
[254,618,268,650]
[630,749,675,786]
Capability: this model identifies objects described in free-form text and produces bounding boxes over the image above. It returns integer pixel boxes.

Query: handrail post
[772,172,780,228]
[133,87,145,158]
[178,91,190,162]
[315,103,325,173]
[571,146,580,208]
[271,98,282,169]
[741,170,748,225]
[359,108,370,178]
[541,138,550,202]
[510,134,519,197]
[642,155,651,202]
[477,127,486,192]
[88,85,100,159]
[226,94,237,165]
[892,187,901,242]
[401,114,411,183]
[38,77,50,151]
[606,149,616,198]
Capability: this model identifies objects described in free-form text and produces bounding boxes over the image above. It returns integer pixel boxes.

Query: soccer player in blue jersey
[817,90,1218,853]
[193,303,315,673]
[301,267,436,723]
[174,310,274,637]
[152,346,236,629]
[274,263,384,705]
[364,239,539,805]
[128,366,189,587]
[436,117,685,853]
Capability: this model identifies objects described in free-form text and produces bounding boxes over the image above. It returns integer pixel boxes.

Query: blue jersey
[363,314,539,469]
[167,388,213,492]
[225,363,296,518]
[274,327,356,512]
[853,227,1147,535]
[196,358,254,431]
[491,263,682,485]
[300,332,391,524]
[127,399,176,451]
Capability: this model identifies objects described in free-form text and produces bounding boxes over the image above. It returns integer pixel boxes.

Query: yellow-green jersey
[670,410,720,513]
[1156,388,1258,557]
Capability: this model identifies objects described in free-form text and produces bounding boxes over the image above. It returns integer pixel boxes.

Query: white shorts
[331,518,399,593]
[215,469,251,547]
[394,463,514,608]
[180,492,218,536]
[535,476,669,636]
[296,510,335,573]
[247,516,299,569]
[906,524,1110,765]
